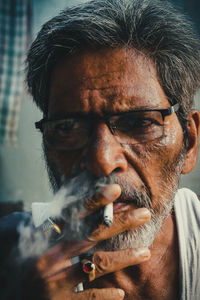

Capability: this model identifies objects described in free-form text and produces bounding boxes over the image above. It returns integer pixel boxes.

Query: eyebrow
[48,105,166,120]
[48,112,95,120]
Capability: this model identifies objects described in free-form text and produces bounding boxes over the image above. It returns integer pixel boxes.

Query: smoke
[17,170,111,261]
[1,171,107,300]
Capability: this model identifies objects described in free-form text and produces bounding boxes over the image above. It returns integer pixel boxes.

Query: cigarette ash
[17,171,111,260]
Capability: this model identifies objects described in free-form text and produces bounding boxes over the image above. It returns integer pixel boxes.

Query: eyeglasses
[35,103,179,151]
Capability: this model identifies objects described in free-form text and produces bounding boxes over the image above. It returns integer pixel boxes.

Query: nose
[83,123,128,177]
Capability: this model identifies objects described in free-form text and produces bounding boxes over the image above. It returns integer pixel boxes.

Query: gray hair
[26,0,200,128]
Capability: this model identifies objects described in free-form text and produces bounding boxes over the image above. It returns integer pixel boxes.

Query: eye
[133,118,158,128]
[54,119,80,131]
[114,116,158,130]
[110,112,163,135]
[43,117,90,150]
[126,111,163,129]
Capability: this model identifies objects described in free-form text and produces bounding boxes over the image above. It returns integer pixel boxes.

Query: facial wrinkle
[94,146,186,251]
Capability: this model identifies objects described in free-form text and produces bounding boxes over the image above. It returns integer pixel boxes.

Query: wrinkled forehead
[48,48,169,117]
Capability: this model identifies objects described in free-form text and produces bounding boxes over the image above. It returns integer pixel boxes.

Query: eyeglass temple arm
[166,103,179,115]
[160,103,179,119]
[35,120,43,131]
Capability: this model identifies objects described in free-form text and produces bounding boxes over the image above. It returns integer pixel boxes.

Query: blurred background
[0,0,199,215]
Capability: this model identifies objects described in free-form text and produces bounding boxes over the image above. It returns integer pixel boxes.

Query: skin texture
[32,48,200,300]
[47,49,184,200]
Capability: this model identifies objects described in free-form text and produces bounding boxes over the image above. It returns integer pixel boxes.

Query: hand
[27,184,151,300]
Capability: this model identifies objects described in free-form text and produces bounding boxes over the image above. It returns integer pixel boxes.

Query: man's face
[44,48,185,248]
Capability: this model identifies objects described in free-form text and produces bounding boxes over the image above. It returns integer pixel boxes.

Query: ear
[181,110,200,174]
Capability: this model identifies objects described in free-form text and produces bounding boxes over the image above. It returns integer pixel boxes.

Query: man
[1,0,200,299]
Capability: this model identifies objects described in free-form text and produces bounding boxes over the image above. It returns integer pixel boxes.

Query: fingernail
[117,289,125,298]
[102,184,121,200]
[136,247,151,259]
[134,208,151,220]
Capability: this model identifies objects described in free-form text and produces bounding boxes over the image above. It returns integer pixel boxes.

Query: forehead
[48,48,170,117]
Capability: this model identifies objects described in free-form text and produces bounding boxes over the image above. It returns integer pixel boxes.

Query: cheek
[152,118,184,172]
[159,116,184,148]
[123,119,184,200]
[45,147,82,178]
[133,117,183,169]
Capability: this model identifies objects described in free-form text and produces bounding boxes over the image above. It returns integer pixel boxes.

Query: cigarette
[103,203,113,226]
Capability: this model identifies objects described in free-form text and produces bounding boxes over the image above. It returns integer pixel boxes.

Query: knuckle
[119,210,144,228]
[117,212,132,229]
[93,251,109,274]
[85,197,98,211]
[88,224,106,242]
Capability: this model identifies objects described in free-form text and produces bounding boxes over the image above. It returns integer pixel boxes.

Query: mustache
[110,176,152,209]
[61,170,152,210]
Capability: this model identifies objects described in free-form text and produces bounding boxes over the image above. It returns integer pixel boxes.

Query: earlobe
[181,110,200,174]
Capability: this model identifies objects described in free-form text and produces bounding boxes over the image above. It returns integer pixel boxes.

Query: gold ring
[81,259,96,282]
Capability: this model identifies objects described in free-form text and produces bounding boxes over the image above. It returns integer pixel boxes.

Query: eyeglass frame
[35,103,180,147]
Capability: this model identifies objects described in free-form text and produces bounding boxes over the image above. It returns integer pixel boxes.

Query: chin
[94,198,174,251]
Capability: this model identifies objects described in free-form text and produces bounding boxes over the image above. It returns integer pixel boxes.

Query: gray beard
[43,143,186,251]
[94,149,185,251]
[93,193,174,251]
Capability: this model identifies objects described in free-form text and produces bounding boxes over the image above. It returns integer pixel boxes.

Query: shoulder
[0,211,33,262]
[0,211,32,236]
[174,188,200,237]
[174,188,200,212]
[174,189,200,298]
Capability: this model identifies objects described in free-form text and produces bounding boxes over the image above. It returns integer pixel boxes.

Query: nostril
[114,167,122,173]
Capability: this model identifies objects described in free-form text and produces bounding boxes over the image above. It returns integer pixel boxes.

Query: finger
[80,184,121,217]
[48,287,125,300]
[93,247,151,277]
[45,262,83,287]
[37,207,151,277]
[44,247,150,287]
[59,207,150,256]
[88,207,151,242]
[45,262,125,299]
[37,239,95,278]
[74,288,125,300]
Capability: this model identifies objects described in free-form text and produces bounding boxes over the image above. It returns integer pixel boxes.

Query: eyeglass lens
[42,110,165,150]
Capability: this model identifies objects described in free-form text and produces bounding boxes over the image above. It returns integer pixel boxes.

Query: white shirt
[174,188,200,300]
